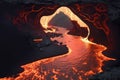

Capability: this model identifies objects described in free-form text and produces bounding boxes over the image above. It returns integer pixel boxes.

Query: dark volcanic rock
[89,66,120,80]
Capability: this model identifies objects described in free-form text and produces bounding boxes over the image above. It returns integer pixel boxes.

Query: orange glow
[33,38,43,42]
[44,28,56,33]
[40,7,90,39]
[0,6,115,80]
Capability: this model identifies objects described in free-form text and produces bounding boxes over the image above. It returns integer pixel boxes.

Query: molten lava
[0,6,114,80]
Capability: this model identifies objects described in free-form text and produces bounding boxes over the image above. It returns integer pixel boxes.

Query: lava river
[0,7,114,80]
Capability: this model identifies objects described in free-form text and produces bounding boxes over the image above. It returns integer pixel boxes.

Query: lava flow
[1,7,114,80]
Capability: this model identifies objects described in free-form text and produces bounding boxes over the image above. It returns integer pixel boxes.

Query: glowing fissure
[0,7,114,80]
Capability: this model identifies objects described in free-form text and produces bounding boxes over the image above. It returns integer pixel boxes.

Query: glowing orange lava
[0,6,114,80]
